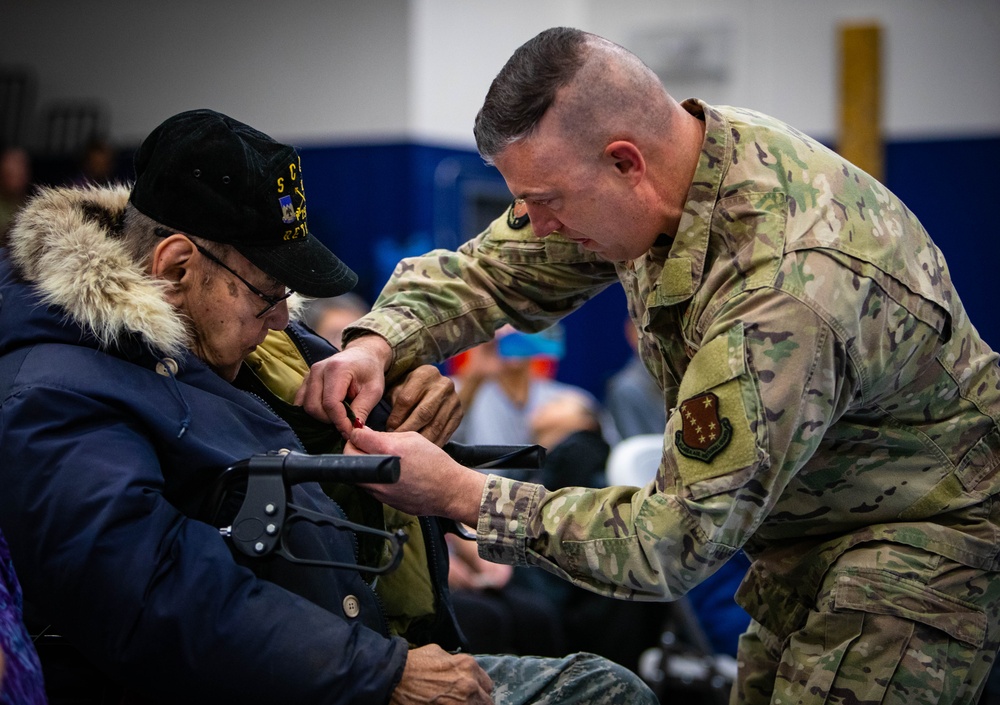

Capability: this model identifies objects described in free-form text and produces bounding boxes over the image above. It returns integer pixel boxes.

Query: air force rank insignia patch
[675,392,732,462]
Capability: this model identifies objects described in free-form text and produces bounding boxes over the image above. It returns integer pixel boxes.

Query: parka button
[155,358,179,377]
[343,595,360,619]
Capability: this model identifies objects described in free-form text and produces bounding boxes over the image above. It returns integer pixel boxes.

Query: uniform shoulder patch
[506,199,530,230]
[675,392,732,462]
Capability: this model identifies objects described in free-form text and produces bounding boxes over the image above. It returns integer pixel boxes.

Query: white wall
[408,0,587,147]
[2,0,998,147]
[410,0,1000,145]
[1,0,411,145]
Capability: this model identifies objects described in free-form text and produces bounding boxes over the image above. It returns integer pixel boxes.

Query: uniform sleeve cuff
[475,474,543,566]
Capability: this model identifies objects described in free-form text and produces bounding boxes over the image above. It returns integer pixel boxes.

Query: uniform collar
[647,99,730,309]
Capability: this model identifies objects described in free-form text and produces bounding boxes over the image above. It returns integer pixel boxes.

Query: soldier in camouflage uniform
[298,28,1000,704]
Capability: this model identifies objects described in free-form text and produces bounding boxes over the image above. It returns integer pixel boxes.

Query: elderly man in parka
[0,109,655,705]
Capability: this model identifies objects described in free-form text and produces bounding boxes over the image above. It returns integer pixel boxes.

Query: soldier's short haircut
[474,27,589,163]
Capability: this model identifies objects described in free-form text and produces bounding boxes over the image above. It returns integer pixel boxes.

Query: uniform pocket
[832,568,987,648]
[776,609,867,704]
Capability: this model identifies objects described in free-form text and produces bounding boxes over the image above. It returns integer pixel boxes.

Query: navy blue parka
[0,186,456,704]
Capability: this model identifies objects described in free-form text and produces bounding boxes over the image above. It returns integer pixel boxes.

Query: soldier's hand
[347,427,486,526]
[390,644,493,705]
[294,334,392,435]
[387,365,462,445]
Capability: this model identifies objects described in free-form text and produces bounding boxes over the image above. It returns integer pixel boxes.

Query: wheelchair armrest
[442,442,545,470]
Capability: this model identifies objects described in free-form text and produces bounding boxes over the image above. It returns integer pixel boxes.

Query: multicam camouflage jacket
[345,100,1000,641]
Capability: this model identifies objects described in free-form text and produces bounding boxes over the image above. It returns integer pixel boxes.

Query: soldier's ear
[604,141,645,184]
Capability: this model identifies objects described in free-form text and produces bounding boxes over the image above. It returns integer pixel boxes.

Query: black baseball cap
[129,109,357,297]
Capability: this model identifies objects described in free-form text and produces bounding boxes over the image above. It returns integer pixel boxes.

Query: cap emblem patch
[675,392,732,462]
[279,195,295,223]
[276,158,307,241]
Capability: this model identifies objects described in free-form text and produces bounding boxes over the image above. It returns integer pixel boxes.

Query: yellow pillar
[838,23,883,181]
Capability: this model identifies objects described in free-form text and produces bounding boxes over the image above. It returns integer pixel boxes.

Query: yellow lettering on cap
[289,162,298,181]
[276,177,284,193]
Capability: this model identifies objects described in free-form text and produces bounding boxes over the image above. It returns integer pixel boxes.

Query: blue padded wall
[300,136,1000,401]
[885,136,1000,356]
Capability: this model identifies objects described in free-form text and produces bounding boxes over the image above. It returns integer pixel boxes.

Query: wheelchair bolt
[266,524,278,536]
[254,542,266,554]
[264,503,276,515]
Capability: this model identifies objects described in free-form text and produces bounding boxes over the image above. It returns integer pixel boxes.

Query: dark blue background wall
[299,135,1000,402]
[42,136,988,402]
[885,137,1000,357]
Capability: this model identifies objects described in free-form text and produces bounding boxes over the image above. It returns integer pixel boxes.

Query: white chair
[607,432,739,703]
[605,433,663,487]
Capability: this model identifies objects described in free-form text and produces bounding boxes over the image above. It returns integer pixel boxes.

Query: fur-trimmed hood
[6,184,191,358]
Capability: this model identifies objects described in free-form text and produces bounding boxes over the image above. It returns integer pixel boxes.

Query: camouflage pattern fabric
[346,99,1000,700]
[474,652,657,705]
[735,543,1000,705]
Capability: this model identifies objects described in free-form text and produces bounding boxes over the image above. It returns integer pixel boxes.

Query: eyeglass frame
[192,243,293,318]
[153,227,292,318]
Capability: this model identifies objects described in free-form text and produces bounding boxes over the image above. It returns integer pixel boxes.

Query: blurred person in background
[446,334,592,661]
[444,530,569,660]
[300,292,371,349]
[529,390,609,491]
[604,318,666,440]
[450,325,605,449]
[70,138,118,188]
[0,146,32,243]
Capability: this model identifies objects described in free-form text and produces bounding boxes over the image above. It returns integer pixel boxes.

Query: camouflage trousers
[475,651,658,705]
[734,543,1000,705]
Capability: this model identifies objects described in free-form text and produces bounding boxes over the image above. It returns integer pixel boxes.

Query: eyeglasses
[194,243,293,318]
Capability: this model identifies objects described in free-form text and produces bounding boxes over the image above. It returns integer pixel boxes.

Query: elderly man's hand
[294,334,392,435]
[347,427,486,526]
[391,645,493,705]
[386,365,462,446]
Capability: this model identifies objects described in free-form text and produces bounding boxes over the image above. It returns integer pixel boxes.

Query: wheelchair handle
[217,452,402,567]
[278,451,400,485]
